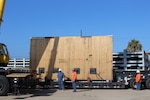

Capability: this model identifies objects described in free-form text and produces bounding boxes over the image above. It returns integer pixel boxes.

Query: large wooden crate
[30,36,113,81]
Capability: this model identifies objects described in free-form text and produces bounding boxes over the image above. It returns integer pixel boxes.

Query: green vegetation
[126,39,142,52]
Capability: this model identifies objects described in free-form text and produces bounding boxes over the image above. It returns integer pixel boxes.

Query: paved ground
[0,89,150,100]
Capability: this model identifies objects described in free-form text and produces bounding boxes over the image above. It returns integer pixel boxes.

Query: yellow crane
[0,0,9,67]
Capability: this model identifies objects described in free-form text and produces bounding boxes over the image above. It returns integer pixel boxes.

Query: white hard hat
[136,70,140,73]
[58,68,61,71]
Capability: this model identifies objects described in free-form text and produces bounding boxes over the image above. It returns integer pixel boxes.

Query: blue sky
[0,0,150,59]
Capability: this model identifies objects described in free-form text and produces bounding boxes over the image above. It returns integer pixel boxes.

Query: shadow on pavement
[13,88,57,99]
[76,89,92,92]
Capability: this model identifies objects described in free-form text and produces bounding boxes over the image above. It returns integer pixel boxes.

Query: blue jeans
[136,82,141,90]
[72,81,76,92]
[58,80,64,90]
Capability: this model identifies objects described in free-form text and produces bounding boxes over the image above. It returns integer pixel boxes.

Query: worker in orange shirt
[72,69,77,92]
[135,70,141,90]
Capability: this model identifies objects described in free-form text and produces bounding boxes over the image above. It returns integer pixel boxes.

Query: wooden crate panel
[30,36,113,81]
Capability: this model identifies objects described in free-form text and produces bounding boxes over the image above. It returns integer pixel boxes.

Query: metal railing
[7,58,30,68]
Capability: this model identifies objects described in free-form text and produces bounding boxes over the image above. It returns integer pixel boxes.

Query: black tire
[0,75,9,96]
[146,79,150,89]
[130,79,136,89]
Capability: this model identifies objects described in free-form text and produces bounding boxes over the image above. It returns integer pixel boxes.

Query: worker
[135,70,141,90]
[72,68,77,92]
[57,68,65,90]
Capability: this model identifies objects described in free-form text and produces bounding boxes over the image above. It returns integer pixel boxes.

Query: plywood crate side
[30,36,113,81]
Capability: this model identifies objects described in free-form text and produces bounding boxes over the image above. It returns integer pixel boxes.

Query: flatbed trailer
[1,67,150,94]
[50,80,126,89]
[0,64,150,96]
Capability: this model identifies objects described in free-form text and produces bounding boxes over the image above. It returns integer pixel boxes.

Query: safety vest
[135,73,141,82]
[72,71,77,81]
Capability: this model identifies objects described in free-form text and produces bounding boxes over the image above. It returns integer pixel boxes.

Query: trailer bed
[6,73,30,78]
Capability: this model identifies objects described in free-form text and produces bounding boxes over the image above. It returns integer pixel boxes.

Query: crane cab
[0,43,9,67]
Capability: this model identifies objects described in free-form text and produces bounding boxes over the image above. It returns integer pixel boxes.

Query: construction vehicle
[0,0,30,95]
[0,0,150,96]
[0,0,10,95]
[0,0,9,66]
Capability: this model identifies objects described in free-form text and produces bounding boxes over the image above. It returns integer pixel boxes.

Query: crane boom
[0,0,5,26]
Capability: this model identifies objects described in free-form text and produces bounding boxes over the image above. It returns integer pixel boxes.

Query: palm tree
[126,39,142,52]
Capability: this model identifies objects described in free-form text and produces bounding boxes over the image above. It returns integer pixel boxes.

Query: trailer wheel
[130,79,136,89]
[0,75,9,95]
[146,79,150,89]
